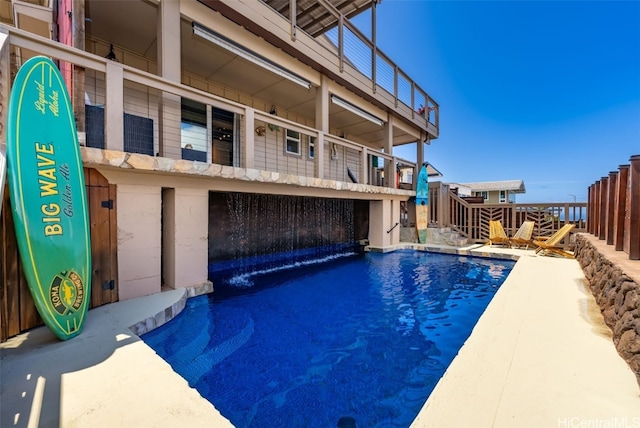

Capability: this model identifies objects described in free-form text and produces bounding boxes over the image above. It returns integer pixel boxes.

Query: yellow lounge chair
[532,224,576,258]
[510,221,535,249]
[488,220,510,247]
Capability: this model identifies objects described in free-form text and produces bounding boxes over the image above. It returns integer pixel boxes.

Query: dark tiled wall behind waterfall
[208,192,369,263]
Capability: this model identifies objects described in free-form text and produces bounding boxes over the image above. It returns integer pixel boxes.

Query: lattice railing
[441,191,587,247]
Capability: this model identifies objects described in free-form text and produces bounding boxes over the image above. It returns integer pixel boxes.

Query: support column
[158,0,181,159]
[315,76,329,179]
[105,61,124,152]
[383,116,394,188]
[117,184,162,300]
[369,198,400,248]
[72,0,87,140]
[316,132,325,179]
[360,147,368,185]
[417,137,425,163]
[162,188,210,289]
[158,0,180,81]
[416,135,426,189]
[315,75,329,133]
[243,108,255,169]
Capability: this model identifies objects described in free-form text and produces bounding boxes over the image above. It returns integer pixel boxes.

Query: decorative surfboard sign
[7,56,91,340]
[416,164,429,244]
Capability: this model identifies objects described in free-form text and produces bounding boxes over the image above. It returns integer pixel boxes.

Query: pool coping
[2,245,639,427]
[410,246,640,427]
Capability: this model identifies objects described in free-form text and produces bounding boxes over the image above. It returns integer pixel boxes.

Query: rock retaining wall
[574,235,640,383]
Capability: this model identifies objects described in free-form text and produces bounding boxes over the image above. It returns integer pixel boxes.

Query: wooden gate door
[85,168,118,308]
[0,185,42,339]
[0,168,118,341]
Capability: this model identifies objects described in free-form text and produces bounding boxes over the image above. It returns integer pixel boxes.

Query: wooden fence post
[587,184,596,235]
[628,155,640,259]
[599,176,608,240]
[614,165,629,251]
[606,171,617,245]
[593,180,600,236]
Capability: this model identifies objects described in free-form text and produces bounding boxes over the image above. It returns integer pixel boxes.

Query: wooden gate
[0,168,118,341]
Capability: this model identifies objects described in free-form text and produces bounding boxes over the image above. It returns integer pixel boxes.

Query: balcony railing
[587,155,640,260]
[1,25,417,191]
[428,181,588,248]
[260,0,439,132]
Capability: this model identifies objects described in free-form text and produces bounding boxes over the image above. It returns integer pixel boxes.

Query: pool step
[399,226,468,246]
[430,227,468,246]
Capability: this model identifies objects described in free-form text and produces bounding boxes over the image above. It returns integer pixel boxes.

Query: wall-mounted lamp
[255,126,266,136]
[270,105,277,116]
[105,44,118,62]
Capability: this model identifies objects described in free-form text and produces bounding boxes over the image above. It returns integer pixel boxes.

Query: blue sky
[359,0,640,202]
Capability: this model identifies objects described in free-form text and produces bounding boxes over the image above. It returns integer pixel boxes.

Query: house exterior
[452,180,526,203]
[0,0,439,305]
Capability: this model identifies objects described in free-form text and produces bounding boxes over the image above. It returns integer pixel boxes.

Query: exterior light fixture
[193,22,312,90]
[330,95,384,126]
[105,44,118,61]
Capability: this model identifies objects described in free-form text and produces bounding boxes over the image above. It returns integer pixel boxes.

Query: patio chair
[532,224,576,258]
[487,220,510,247]
[510,221,535,249]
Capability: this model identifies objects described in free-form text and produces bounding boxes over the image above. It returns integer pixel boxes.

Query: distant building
[451,180,526,203]
[397,163,443,189]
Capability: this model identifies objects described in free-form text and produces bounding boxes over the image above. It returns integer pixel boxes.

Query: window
[211,107,235,166]
[285,129,301,155]
[476,191,488,200]
[181,98,207,153]
[308,136,315,159]
[499,190,506,203]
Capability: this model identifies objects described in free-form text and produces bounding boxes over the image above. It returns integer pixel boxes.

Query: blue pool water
[142,250,515,427]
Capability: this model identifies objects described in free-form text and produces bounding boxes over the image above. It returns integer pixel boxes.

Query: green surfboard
[7,56,91,340]
[416,164,429,244]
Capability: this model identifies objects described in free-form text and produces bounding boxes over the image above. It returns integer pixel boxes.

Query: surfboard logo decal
[50,269,85,316]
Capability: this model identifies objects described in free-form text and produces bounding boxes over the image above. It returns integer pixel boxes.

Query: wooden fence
[429,181,587,247]
[587,155,640,260]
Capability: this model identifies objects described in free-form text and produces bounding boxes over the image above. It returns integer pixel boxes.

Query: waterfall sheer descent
[208,192,369,283]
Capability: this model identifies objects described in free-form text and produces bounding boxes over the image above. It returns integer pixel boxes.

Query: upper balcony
[81,0,438,146]
[0,0,438,196]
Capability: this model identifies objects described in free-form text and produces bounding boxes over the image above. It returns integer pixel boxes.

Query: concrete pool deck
[1,244,639,427]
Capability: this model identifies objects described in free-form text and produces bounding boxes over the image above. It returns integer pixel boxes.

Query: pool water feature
[142,250,515,427]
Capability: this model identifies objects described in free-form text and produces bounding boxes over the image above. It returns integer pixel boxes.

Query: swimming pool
[142,250,514,427]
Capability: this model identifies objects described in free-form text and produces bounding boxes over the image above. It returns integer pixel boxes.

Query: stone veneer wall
[574,235,640,383]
